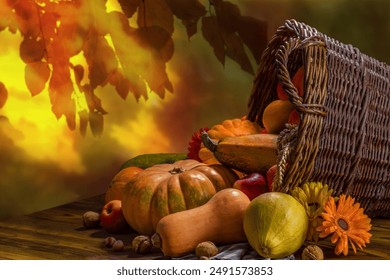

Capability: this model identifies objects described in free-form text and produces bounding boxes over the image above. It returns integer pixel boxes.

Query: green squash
[243,192,308,259]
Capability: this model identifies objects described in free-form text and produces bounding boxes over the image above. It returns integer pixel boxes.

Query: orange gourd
[105,166,143,203]
[198,118,263,165]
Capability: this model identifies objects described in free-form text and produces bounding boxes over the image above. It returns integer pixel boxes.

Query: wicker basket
[247,19,390,217]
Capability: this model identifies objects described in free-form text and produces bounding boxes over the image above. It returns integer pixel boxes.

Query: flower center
[337,218,349,230]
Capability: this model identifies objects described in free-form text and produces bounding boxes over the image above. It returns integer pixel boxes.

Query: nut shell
[113,240,125,252]
[82,211,100,228]
[132,235,153,254]
[103,236,117,248]
[195,241,218,259]
[302,245,324,260]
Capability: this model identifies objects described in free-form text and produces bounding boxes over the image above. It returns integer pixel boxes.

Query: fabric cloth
[174,242,295,260]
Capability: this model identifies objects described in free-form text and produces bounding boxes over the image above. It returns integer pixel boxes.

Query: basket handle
[275,36,327,117]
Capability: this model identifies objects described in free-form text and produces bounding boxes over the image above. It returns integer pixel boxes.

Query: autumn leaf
[201,16,225,65]
[223,32,254,74]
[25,61,51,96]
[48,63,76,129]
[19,36,46,63]
[117,0,140,18]
[215,1,241,33]
[89,111,104,136]
[78,109,89,137]
[83,31,118,90]
[108,70,130,100]
[138,0,174,35]
[0,82,8,108]
[235,16,268,63]
[165,0,206,38]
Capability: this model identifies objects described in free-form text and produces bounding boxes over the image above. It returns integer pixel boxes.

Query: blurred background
[0,0,389,219]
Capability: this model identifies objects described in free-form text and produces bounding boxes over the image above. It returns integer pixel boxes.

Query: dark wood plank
[0,194,389,260]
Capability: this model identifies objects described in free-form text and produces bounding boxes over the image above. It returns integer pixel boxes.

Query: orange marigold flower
[316,194,372,256]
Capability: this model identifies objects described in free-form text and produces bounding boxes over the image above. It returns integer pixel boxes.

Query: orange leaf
[25,61,51,96]
[19,36,46,63]
[0,82,8,109]
[83,32,118,89]
[138,0,174,35]
[201,16,225,65]
[48,63,75,121]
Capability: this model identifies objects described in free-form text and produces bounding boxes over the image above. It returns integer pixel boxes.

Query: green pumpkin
[121,159,238,235]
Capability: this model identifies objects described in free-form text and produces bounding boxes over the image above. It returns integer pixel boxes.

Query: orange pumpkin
[198,118,264,165]
[105,166,143,203]
[121,159,239,235]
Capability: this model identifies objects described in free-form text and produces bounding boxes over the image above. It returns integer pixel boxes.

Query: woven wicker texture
[247,19,390,217]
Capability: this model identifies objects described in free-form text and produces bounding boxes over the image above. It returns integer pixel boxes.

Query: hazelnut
[195,241,218,259]
[132,235,153,254]
[103,236,117,248]
[82,211,100,229]
[302,245,324,260]
[112,240,125,252]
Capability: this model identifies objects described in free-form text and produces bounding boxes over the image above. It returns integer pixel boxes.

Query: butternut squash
[201,132,278,174]
[151,188,250,257]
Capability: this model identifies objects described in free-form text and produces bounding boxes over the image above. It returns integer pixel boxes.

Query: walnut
[195,241,218,259]
[103,236,117,248]
[82,211,100,229]
[302,245,324,260]
[132,235,153,254]
[112,240,125,252]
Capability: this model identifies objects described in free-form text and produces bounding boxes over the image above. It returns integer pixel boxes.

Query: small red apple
[233,173,268,200]
[100,200,129,233]
[266,165,277,192]
[276,67,304,100]
[288,109,300,125]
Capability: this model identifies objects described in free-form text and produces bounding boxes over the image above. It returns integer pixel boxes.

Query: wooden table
[0,194,389,260]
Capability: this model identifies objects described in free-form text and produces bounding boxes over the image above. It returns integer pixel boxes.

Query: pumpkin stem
[169,167,184,174]
[151,233,162,249]
[201,130,218,153]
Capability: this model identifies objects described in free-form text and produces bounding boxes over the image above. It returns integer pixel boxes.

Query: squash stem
[201,130,218,153]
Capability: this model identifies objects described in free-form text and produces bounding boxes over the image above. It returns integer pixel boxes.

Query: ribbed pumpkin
[198,118,263,165]
[105,166,143,203]
[121,159,239,235]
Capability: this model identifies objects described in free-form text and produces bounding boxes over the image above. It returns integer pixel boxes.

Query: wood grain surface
[0,194,389,260]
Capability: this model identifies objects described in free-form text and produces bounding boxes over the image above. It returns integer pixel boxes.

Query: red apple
[288,109,300,125]
[266,165,277,192]
[100,200,129,233]
[233,173,268,200]
[276,67,304,100]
